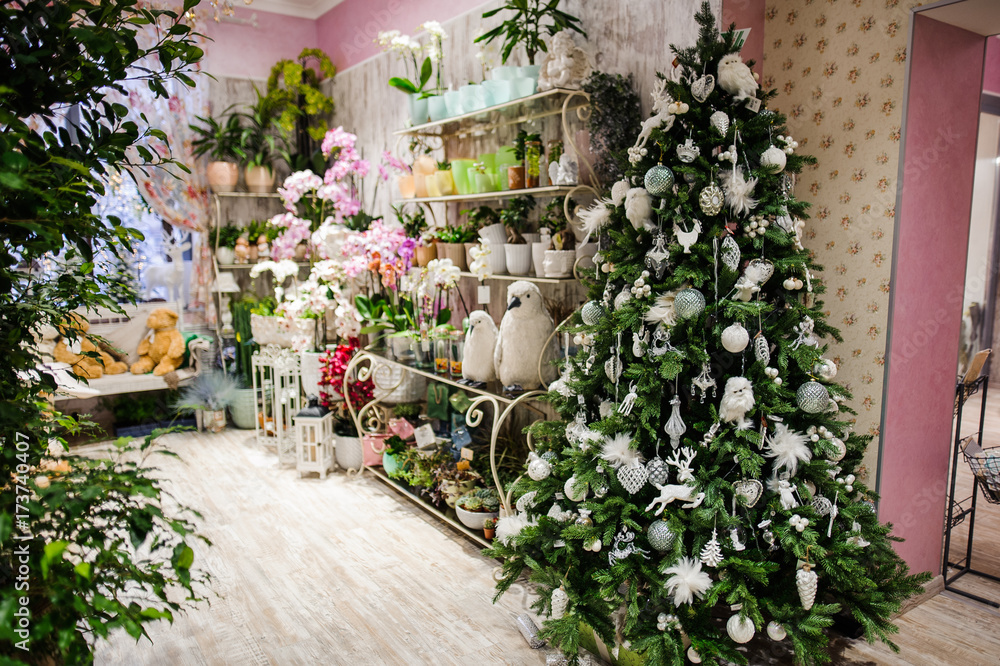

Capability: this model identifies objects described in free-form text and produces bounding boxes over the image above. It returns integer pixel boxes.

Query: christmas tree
[487,6,928,665]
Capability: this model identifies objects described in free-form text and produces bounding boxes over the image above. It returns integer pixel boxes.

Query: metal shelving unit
[397,184,576,205]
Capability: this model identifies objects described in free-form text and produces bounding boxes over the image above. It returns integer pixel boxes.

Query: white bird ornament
[717,53,759,102]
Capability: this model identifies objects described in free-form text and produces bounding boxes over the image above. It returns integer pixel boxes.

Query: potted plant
[544,221,578,278]
[333,414,364,470]
[381,434,408,478]
[436,466,481,509]
[500,195,536,276]
[190,108,244,192]
[245,220,264,262]
[172,371,242,433]
[376,28,434,125]
[267,48,337,172]
[240,86,281,193]
[474,0,586,93]
[229,298,259,429]
[483,516,497,540]
[433,161,455,196]
[535,197,568,275]
[455,487,501,529]
[396,205,434,266]
[216,223,242,265]
[508,130,528,190]
[523,132,543,188]
[433,223,476,271]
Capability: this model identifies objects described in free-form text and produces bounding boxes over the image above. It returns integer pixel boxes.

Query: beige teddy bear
[130,307,186,376]
[53,313,129,379]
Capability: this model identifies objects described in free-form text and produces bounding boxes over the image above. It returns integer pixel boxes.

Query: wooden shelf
[457,271,577,285]
[397,185,576,205]
[217,262,311,270]
[213,191,282,199]
[394,88,589,138]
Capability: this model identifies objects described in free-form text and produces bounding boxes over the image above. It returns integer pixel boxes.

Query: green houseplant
[455,487,501,530]
[215,223,242,265]
[267,47,337,171]
[475,0,586,66]
[173,371,242,434]
[240,85,282,193]
[190,107,244,192]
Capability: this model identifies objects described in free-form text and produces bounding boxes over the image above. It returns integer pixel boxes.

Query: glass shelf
[396,184,575,205]
[457,271,577,285]
[213,191,282,199]
[394,88,589,138]
[362,349,520,405]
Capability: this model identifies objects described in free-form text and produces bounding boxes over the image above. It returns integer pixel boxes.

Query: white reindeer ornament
[645,447,705,514]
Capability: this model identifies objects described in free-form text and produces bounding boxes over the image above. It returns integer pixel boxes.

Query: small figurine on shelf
[537,31,590,92]
[234,236,251,264]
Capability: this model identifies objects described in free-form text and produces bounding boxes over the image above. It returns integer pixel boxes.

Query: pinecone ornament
[551,586,569,619]
[797,564,818,610]
[646,456,669,485]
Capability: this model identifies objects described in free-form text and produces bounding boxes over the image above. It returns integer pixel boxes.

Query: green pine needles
[486,4,928,665]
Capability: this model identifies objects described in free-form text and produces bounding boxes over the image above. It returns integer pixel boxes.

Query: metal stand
[943,373,1000,607]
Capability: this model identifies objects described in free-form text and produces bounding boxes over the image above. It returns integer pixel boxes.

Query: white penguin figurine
[462,310,499,385]
[494,281,557,391]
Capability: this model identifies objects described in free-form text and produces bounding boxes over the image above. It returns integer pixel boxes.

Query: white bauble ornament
[727,614,755,644]
[814,358,838,380]
[527,452,552,481]
[687,647,702,663]
[804,480,817,496]
[797,381,830,413]
[767,621,787,641]
[564,475,589,502]
[797,565,818,610]
[614,286,632,311]
[760,145,787,173]
[710,110,730,136]
[584,536,602,552]
[828,437,847,462]
[551,586,569,619]
[721,323,750,353]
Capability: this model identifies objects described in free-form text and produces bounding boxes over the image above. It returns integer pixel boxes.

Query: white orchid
[250,259,300,284]
[469,239,492,281]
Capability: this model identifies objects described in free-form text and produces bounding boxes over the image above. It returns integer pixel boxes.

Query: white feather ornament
[765,423,812,477]
[719,166,758,216]
[579,199,613,244]
[600,433,640,469]
[495,513,536,546]
[625,187,656,232]
[797,565,818,610]
[611,179,630,206]
[663,557,713,606]
[644,289,680,328]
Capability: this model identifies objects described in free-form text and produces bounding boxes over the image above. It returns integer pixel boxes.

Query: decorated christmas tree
[487,6,928,665]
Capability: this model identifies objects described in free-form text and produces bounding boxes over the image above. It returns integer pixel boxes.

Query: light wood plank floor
[89,411,1000,666]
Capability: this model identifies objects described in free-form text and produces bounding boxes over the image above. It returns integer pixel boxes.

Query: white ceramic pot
[522,232,541,244]
[455,507,500,530]
[206,161,239,192]
[485,245,507,275]
[216,246,235,265]
[245,165,275,193]
[479,223,507,247]
[409,93,429,125]
[335,434,363,470]
[532,242,548,277]
[504,244,532,276]
[543,250,576,278]
[201,409,226,433]
[575,242,598,271]
[229,388,257,430]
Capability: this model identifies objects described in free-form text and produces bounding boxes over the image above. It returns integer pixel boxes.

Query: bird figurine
[719,376,755,430]
[717,53,758,102]
[673,219,702,254]
[462,310,498,387]
[494,281,557,393]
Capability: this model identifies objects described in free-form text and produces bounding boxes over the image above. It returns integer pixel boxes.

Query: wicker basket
[962,436,1000,504]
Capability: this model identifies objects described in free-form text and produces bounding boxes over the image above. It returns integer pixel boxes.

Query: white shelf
[457,271,577,285]
[397,185,576,205]
[213,191,282,199]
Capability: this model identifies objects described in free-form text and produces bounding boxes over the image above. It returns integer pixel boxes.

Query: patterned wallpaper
[763,0,924,476]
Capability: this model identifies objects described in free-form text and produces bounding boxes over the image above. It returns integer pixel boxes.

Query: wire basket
[963,445,1000,505]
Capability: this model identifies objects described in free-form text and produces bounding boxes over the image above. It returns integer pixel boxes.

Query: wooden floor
[90,407,1000,666]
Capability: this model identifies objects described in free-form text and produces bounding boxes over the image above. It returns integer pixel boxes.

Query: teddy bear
[53,313,129,379]
[130,307,186,376]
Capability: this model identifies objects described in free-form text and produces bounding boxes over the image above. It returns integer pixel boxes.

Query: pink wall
[985,36,1000,96]
[721,0,764,77]
[316,0,488,72]
[880,15,985,575]
[201,7,319,79]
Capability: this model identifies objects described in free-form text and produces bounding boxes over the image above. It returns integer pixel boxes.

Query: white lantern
[294,396,335,478]
[252,345,303,465]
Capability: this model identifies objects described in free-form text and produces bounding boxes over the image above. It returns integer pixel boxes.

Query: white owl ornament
[717,53,759,102]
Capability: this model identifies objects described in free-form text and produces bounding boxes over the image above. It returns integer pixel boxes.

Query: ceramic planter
[415,243,437,267]
[434,170,455,196]
[216,246,235,265]
[442,478,478,508]
[382,452,402,477]
[504,244,532,276]
[230,388,257,429]
[543,250,577,278]
[245,165,275,193]
[444,90,463,117]
[335,434,363,470]
[200,409,226,433]
[455,506,500,530]
[507,165,525,190]
[428,95,448,122]
[408,93,429,125]
[397,174,416,199]
[206,161,239,192]
[437,242,468,270]
[484,527,495,540]
[479,223,507,247]
[389,335,412,361]
[531,242,548,277]
[413,174,429,198]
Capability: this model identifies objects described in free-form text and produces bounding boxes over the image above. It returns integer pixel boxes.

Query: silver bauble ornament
[760,145,787,173]
[673,288,706,320]
[797,381,830,413]
[614,287,632,311]
[541,451,557,463]
[646,456,669,485]
[527,453,551,481]
[727,614,756,644]
[644,164,675,197]
[581,300,604,326]
[699,182,724,216]
[710,110,730,136]
[767,621,787,641]
[564,475,589,502]
[721,322,750,353]
[814,358,838,380]
[646,520,677,551]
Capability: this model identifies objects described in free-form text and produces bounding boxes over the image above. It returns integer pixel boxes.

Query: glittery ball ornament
[581,300,604,326]
[796,381,830,413]
[673,288,706,320]
[644,164,675,197]
[721,322,750,353]
[647,520,677,551]
[699,182,724,216]
[760,145,787,173]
